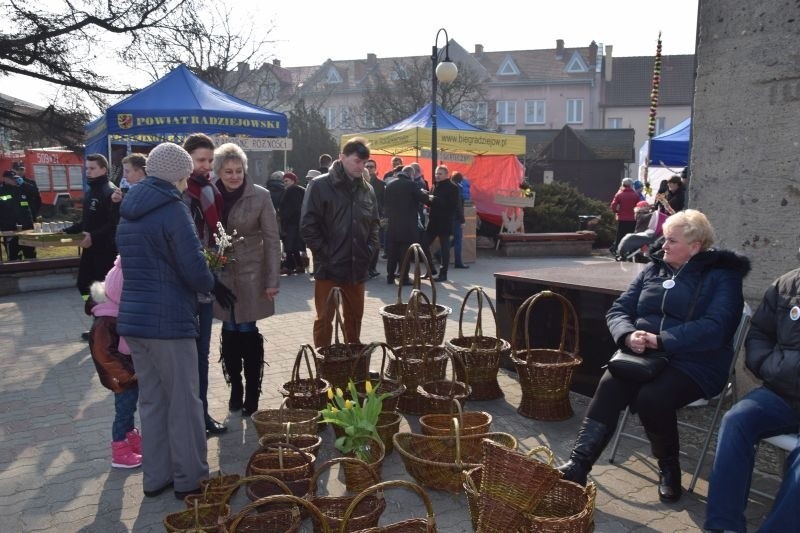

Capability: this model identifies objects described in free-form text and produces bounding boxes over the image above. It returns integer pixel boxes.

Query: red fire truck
[0,148,84,212]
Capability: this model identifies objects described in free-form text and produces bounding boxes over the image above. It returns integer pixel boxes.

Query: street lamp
[431,28,458,180]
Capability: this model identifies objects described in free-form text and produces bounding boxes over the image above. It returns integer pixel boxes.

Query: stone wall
[692,0,800,301]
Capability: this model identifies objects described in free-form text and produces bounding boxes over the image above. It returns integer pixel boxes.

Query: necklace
[662,262,689,290]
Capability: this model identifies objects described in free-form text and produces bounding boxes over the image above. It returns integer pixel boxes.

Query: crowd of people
[17,137,795,527]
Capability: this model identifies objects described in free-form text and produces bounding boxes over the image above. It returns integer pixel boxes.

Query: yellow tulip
[331,406,339,413]
[327,388,334,400]
[365,380,373,394]
[336,387,344,398]
[345,399,353,409]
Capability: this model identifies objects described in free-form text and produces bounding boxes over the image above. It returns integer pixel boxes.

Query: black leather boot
[556,418,612,486]
[657,456,682,502]
[220,329,243,411]
[241,329,265,417]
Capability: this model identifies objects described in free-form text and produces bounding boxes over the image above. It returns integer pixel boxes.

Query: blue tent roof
[378,103,483,132]
[85,64,287,156]
[647,117,690,166]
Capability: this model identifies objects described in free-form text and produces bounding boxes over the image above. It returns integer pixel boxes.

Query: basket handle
[323,286,350,345]
[452,417,463,468]
[525,445,556,466]
[401,289,437,348]
[338,480,436,533]
[510,290,580,359]
[228,494,330,533]
[363,341,402,382]
[462,466,480,495]
[309,457,383,498]
[290,344,319,389]
[457,287,504,351]
[220,474,294,508]
[259,441,314,471]
[396,243,437,305]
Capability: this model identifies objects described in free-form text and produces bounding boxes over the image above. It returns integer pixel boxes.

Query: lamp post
[430,28,458,180]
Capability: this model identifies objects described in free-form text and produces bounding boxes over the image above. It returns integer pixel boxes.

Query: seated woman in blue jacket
[557,209,750,503]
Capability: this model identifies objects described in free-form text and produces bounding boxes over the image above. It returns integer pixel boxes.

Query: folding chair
[607,303,753,493]
[749,432,799,499]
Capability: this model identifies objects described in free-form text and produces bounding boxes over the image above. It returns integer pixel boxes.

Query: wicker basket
[526,479,596,533]
[257,428,323,457]
[164,498,231,532]
[220,494,330,533]
[184,472,242,508]
[245,442,316,482]
[416,351,471,415]
[385,342,448,415]
[379,244,451,347]
[308,457,386,533]
[510,291,583,421]
[244,472,310,505]
[279,344,331,410]
[393,418,518,493]
[339,480,436,533]
[477,442,561,531]
[315,287,371,391]
[419,398,491,437]
[251,397,319,437]
[445,286,511,400]
[353,343,406,413]
[341,435,385,494]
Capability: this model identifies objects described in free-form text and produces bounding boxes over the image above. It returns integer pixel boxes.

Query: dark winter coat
[427,179,461,235]
[89,315,137,393]
[745,268,800,412]
[607,249,750,397]
[384,172,430,243]
[64,175,119,251]
[279,183,305,252]
[0,182,36,230]
[116,177,214,339]
[300,160,380,283]
[369,175,386,217]
[266,179,285,212]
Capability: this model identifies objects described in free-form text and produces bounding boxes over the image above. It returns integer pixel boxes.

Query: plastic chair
[750,433,799,500]
[607,303,753,493]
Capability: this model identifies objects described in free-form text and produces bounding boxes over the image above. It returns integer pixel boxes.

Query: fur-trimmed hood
[653,249,751,278]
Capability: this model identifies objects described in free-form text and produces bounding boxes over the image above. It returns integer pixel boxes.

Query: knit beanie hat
[283,172,298,183]
[147,142,193,183]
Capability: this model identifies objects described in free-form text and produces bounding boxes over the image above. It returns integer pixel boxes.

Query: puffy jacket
[745,268,800,412]
[115,177,214,339]
[610,186,640,222]
[89,315,137,393]
[64,175,118,250]
[300,160,380,283]
[607,249,750,397]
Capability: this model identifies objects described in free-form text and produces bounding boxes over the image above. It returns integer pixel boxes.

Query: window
[524,100,546,124]
[458,102,488,125]
[565,52,588,73]
[389,64,408,80]
[340,106,352,129]
[473,102,488,125]
[497,57,520,76]
[607,117,622,129]
[324,107,337,129]
[566,99,583,124]
[655,117,666,135]
[324,67,342,84]
[496,101,516,125]
[363,111,378,129]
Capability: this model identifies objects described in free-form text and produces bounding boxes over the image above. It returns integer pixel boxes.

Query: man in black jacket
[384,165,431,285]
[424,165,461,281]
[366,159,385,278]
[300,138,380,348]
[0,170,38,260]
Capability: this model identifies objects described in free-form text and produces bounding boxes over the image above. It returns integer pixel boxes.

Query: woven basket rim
[510,348,582,367]
[378,302,452,319]
[393,431,517,468]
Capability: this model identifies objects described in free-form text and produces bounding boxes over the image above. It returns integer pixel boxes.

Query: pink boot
[111,441,142,469]
[126,428,142,455]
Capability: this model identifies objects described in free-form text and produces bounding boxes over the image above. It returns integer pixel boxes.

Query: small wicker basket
[279,344,331,410]
[339,480,437,533]
[251,397,319,437]
[314,287,370,391]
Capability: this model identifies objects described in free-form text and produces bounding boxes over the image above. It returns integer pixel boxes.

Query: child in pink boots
[88,255,142,468]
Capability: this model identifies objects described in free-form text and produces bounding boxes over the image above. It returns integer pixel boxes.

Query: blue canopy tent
[638,117,691,167]
[85,64,288,159]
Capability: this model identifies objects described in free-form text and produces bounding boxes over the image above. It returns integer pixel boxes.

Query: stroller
[616,229,664,262]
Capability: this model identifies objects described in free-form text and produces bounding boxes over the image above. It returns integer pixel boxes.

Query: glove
[212,276,237,309]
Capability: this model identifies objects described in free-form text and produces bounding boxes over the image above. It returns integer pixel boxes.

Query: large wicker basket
[393,418,518,493]
[164,499,231,532]
[385,342,448,415]
[419,398,491,437]
[257,428,323,457]
[510,291,583,421]
[339,480,437,533]
[416,351,471,415]
[251,397,320,437]
[353,343,406,413]
[445,286,511,401]
[220,494,330,533]
[279,344,331,410]
[315,287,371,391]
[379,244,451,347]
[245,442,316,482]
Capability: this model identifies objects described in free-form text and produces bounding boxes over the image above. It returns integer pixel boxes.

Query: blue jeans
[112,387,139,442]
[704,387,800,533]
[222,308,257,333]
[196,301,213,417]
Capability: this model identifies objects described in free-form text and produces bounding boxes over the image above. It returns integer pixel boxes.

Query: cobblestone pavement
[0,251,781,532]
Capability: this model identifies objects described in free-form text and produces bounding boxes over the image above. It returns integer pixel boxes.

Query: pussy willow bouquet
[204,221,243,273]
[319,379,390,462]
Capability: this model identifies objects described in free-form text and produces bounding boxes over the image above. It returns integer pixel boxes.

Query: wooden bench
[496,231,596,257]
[0,257,81,296]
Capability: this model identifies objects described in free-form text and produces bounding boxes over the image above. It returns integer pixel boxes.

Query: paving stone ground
[0,251,782,532]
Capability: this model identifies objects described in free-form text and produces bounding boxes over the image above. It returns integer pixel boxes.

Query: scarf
[218,176,247,228]
[185,172,223,247]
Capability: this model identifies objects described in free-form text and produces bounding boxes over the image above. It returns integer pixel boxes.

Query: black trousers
[386,240,413,279]
[585,366,704,459]
[425,229,451,274]
[77,246,117,296]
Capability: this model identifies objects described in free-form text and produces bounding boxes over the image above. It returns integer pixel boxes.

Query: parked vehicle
[0,148,84,215]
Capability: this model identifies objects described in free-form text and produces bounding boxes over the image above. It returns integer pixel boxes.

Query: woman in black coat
[278,172,306,274]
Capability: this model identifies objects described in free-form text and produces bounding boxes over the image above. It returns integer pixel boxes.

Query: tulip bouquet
[319,379,390,462]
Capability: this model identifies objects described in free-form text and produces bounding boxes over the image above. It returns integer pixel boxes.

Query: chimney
[272,59,281,67]
[556,39,564,59]
[588,41,598,67]
[604,45,614,82]
[237,62,249,73]
[367,53,377,66]
[475,44,484,56]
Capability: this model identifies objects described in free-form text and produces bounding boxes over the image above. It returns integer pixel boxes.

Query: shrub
[522,182,616,246]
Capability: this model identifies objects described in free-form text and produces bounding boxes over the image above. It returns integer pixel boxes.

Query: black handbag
[608,349,669,382]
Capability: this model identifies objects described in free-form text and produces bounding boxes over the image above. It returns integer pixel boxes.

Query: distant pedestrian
[609,177,639,254]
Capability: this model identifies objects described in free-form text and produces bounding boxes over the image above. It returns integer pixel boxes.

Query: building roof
[519,126,635,161]
[603,55,695,107]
